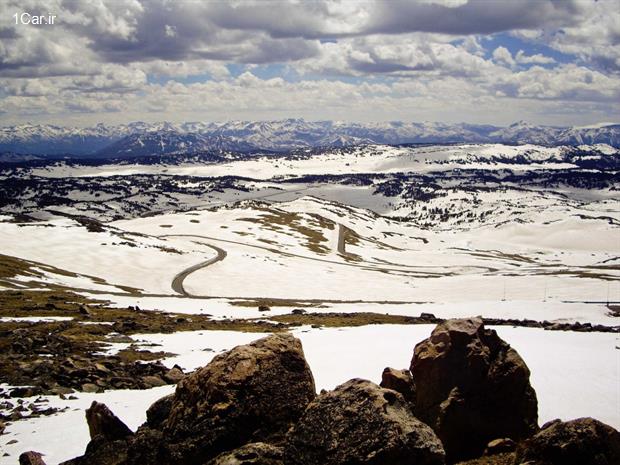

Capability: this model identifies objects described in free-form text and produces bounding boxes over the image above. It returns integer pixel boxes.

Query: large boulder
[127,333,316,464]
[514,417,620,465]
[284,378,445,465]
[206,442,284,465]
[410,318,538,462]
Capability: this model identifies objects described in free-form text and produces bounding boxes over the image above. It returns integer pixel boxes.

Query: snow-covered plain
[23,144,583,180]
[1,325,617,465]
[108,195,619,304]
[1,178,617,309]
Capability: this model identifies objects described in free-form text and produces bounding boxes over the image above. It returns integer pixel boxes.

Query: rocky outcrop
[284,378,445,465]
[126,333,316,464]
[206,443,284,465]
[47,323,620,465]
[5,328,180,395]
[514,417,620,465]
[410,317,538,462]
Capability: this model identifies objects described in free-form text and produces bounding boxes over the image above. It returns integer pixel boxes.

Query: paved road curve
[169,242,227,296]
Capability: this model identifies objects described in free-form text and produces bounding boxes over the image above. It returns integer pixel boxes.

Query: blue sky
[0,0,619,126]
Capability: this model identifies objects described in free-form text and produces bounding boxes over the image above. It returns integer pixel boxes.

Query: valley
[0,142,618,464]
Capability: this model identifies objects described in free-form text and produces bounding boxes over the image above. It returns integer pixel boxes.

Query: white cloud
[515,50,555,65]
[492,46,515,67]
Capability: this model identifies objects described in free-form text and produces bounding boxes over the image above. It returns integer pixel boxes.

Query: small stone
[81,383,99,393]
[141,376,167,388]
[94,363,110,374]
[484,438,516,455]
[51,386,74,396]
[79,305,92,316]
[258,305,271,312]
[163,367,184,384]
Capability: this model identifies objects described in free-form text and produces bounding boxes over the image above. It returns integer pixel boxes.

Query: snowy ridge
[1,119,619,156]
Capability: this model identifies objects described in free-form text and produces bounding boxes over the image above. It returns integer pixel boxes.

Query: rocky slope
[18,319,620,465]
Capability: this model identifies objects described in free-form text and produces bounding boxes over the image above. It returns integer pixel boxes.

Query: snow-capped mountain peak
[0,120,619,157]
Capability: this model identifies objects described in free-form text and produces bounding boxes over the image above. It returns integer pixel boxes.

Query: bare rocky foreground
[17,318,620,465]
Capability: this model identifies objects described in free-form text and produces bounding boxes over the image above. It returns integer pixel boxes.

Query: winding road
[170,243,227,296]
[160,232,497,298]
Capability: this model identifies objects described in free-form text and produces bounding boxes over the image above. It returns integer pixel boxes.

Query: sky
[0,0,619,127]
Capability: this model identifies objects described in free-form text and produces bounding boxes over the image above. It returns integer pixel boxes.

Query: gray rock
[284,378,445,465]
[514,417,620,465]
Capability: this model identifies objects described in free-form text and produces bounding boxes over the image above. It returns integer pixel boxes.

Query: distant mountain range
[0,119,619,158]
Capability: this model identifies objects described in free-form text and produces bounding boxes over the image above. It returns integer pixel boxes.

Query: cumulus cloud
[492,46,515,67]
